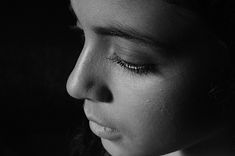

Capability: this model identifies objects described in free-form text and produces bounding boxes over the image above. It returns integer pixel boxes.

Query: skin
[66,0,233,155]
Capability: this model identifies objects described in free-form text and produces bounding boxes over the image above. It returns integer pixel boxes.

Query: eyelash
[107,54,156,75]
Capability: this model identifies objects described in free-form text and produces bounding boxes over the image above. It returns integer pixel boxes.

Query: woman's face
[67,0,224,155]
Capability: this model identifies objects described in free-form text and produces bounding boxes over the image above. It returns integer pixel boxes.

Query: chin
[101,138,144,156]
[101,138,125,156]
[101,138,164,156]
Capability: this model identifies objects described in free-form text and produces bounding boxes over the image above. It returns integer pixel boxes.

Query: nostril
[96,85,113,103]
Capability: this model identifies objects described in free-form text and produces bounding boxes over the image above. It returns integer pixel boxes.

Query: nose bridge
[66,45,98,98]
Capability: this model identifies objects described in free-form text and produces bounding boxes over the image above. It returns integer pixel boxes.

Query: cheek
[108,66,219,155]
[110,73,188,154]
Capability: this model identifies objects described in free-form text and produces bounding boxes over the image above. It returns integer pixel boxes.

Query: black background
[2,0,84,155]
[2,0,235,156]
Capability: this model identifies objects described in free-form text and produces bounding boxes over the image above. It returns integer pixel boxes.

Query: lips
[89,120,121,140]
[83,103,117,129]
[84,104,121,140]
[87,116,116,130]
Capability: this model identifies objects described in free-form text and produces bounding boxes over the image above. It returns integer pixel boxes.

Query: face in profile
[66,0,226,155]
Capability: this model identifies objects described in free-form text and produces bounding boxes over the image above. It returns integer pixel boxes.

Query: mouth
[87,117,121,140]
[83,103,121,140]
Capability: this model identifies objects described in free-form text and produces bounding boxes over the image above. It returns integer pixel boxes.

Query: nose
[66,46,113,103]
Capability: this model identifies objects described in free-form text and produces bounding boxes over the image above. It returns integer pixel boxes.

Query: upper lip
[87,116,107,127]
[84,103,117,130]
[86,116,117,130]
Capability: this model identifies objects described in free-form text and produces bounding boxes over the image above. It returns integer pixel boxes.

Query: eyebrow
[77,19,170,50]
[94,24,170,49]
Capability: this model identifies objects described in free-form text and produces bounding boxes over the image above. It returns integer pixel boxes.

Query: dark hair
[69,1,235,156]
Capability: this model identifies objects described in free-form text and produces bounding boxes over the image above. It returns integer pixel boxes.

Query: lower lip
[89,121,121,140]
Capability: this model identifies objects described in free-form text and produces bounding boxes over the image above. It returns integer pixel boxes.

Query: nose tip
[66,68,90,100]
[66,71,84,99]
[66,74,113,102]
[66,60,113,103]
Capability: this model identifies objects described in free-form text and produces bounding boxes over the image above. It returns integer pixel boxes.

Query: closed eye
[107,53,157,75]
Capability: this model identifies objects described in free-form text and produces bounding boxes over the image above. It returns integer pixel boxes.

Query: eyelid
[107,53,157,75]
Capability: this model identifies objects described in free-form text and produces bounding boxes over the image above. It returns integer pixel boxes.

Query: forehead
[71,0,167,25]
[71,0,197,23]
[71,0,194,11]
[71,0,199,40]
[71,0,171,12]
